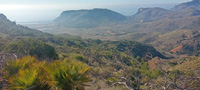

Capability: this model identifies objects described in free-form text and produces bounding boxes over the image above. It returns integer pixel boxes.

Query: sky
[0,0,191,22]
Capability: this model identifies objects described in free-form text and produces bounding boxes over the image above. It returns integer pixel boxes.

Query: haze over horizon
[0,0,191,22]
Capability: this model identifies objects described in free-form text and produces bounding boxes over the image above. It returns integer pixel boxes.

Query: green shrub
[3,56,90,90]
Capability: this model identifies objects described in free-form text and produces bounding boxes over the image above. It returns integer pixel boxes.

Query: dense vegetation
[0,33,199,89]
[1,39,58,60]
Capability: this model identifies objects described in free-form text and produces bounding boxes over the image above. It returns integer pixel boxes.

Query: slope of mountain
[151,30,200,56]
[130,7,172,22]
[0,14,7,20]
[22,1,200,57]
[174,57,200,71]
[0,14,165,60]
[129,7,200,23]
[172,0,200,11]
[177,7,200,17]
[139,15,200,33]
[1,1,200,89]
[0,14,52,38]
[54,8,127,28]
[0,14,171,89]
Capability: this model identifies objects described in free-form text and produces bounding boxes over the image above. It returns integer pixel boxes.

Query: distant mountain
[54,8,127,28]
[43,7,200,40]
[129,7,200,23]
[172,0,200,11]
[123,6,200,33]
[130,7,172,22]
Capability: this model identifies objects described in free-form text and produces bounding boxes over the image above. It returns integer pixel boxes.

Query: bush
[2,39,58,59]
[168,62,178,66]
[3,56,90,90]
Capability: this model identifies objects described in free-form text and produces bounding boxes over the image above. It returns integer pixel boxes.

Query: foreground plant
[2,56,90,90]
[41,58,90,90]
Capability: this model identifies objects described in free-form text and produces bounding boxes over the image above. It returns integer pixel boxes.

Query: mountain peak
[0,14,7,20]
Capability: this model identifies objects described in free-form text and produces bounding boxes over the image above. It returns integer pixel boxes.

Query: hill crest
[54,8,127,28]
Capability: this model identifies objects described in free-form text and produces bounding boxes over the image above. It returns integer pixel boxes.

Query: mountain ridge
[54,8,127,28]
[0,13,53,38]
[0,14,7,20]
[172,0,200,11]
[54,4,200,29]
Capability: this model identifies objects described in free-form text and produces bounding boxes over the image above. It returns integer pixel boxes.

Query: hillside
[1,0,200,89]
[136,7,200,21]
[54,8,127,28]
[151,30,200,56]
[137,15,200,33]
[0,14,52,38]
[27,2,200,58]
[0,14,171,89]
[130,7,172,22]
[0,14,163,60]
[172,0,200,11]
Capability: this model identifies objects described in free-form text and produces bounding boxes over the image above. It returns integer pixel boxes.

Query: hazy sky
[0,0,191,22]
